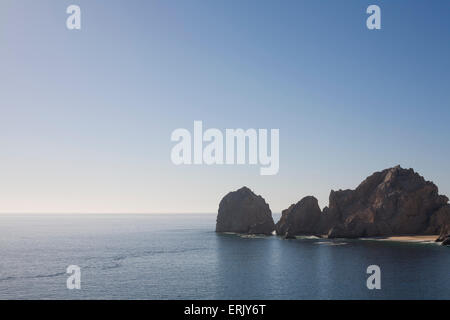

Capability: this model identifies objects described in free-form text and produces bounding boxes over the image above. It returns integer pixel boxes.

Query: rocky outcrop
[427,205,450,234]
[326,166,448,238]
[216,187,275,235]
[275,196,323,238]
[436,224,450,245]
[275,166,450,239]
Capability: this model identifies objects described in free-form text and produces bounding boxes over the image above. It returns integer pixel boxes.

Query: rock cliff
[436,224,450,245]
[275,166,450,239]
[275,196,323,238]
[216,187,275,235]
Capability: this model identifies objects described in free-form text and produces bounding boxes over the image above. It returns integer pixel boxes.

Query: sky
[1,0,450,213]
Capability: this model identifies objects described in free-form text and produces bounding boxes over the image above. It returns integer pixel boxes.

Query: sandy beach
[376,235,439,243]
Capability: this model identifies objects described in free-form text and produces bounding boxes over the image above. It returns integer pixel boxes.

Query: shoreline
[294,234,440,243]
[226,233,442,244]
[359,235,439,243]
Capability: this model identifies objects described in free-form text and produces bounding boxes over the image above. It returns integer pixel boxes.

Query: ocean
[0,214,448,299]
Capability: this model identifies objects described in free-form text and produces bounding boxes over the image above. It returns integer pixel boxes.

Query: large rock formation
[427,205,450,234]
[275,166,450,239]
[275,196,323,238]
[436,224,450,245]
[216,187,275,235]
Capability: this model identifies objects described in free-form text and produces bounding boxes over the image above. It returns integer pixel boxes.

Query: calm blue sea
[0,214,448,299]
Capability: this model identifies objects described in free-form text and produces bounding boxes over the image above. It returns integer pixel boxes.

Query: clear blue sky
[1,0,449,213]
